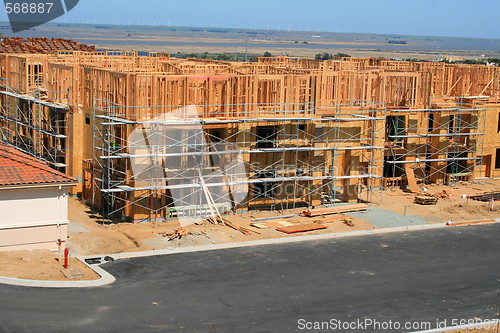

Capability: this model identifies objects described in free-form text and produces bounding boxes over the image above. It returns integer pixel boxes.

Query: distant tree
[302,41,308,44]
[216,54,232,61]
[334,53,350,58]
[315,53,333,60]
[463,59,486,65]
[263,51,272,57]
[487,58,500,65]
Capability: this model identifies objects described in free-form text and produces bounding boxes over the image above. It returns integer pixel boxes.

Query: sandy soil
[1,179,497,282]
[0,250,99,281]
[67,178,499,258]
[68,199,374,256]
[377,179,500,223]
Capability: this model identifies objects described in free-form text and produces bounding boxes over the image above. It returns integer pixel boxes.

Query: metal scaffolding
[0,82,69,171]
[384,97,486,186]
[90,101,386,223]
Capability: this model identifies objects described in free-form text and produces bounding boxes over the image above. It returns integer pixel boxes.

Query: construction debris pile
[161,227,192,241]
[414,190,453,204]
[206,216,260,236]
[266,203,370,233]
[469,191,500,202]
[240,203,367,235]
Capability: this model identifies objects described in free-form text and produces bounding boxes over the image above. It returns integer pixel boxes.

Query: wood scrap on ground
[413,189,453,205]
[251,214,298,222]
[161,227,192,241]
[301,203,368,217]
[429,190,452,199]
[404,165,420,193]
[344,219,355,227]
[313,214,352,223]
[276,223,327,234]
[469,191,500,202]
[446,219,496,226]
[198,170,259,235]
[250,220,294,229]
[209,216,260,235]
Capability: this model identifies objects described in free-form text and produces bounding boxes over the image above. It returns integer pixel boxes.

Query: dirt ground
[378,178,500,223]
[0,250,99,281]
[0,178,497,282]
[66,178,498,258]
[67,199,374,256]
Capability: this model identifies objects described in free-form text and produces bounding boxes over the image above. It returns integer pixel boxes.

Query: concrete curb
[107,222,449,261]
[1,219,498,288]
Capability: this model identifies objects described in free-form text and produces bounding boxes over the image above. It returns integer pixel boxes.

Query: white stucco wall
[0,186,70,251]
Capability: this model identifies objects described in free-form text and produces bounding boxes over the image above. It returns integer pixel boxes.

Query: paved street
[1,224,499,333]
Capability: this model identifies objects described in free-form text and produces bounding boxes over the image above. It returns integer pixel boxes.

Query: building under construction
[0,51,499,222]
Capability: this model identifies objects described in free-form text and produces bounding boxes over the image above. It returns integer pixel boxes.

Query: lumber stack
[301,204,368,217]
[414,196,438,205]
[276,223,327,234]
[446,219,496,226]
[314,214,354,224]
[469,191,500,202]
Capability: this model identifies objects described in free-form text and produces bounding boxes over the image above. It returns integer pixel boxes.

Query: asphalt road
[1,224,499,333]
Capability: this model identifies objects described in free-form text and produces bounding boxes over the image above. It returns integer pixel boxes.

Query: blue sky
[1,0,499,39]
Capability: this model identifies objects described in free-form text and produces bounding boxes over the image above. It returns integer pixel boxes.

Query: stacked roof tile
[0,37,95,54]
[0,143,76,186]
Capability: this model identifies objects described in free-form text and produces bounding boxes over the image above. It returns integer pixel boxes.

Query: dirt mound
[68,236,137,255]
[444,204,488,215]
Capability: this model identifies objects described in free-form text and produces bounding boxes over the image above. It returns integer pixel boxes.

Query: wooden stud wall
[1,52,500,202]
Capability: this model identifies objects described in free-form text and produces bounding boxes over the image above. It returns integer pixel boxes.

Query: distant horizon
[1,21,499,42]
[0,0,499,39]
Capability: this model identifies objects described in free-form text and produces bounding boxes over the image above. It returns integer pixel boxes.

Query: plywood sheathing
[1,52,499,212]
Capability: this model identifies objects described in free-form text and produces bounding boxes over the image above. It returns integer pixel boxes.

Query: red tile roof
[0,143,77,187]
[0,37,95,54]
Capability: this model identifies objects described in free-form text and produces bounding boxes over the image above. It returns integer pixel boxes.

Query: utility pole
[245,33,248,62]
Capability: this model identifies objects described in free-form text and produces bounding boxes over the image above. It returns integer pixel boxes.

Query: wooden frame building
[0,52,499,222]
